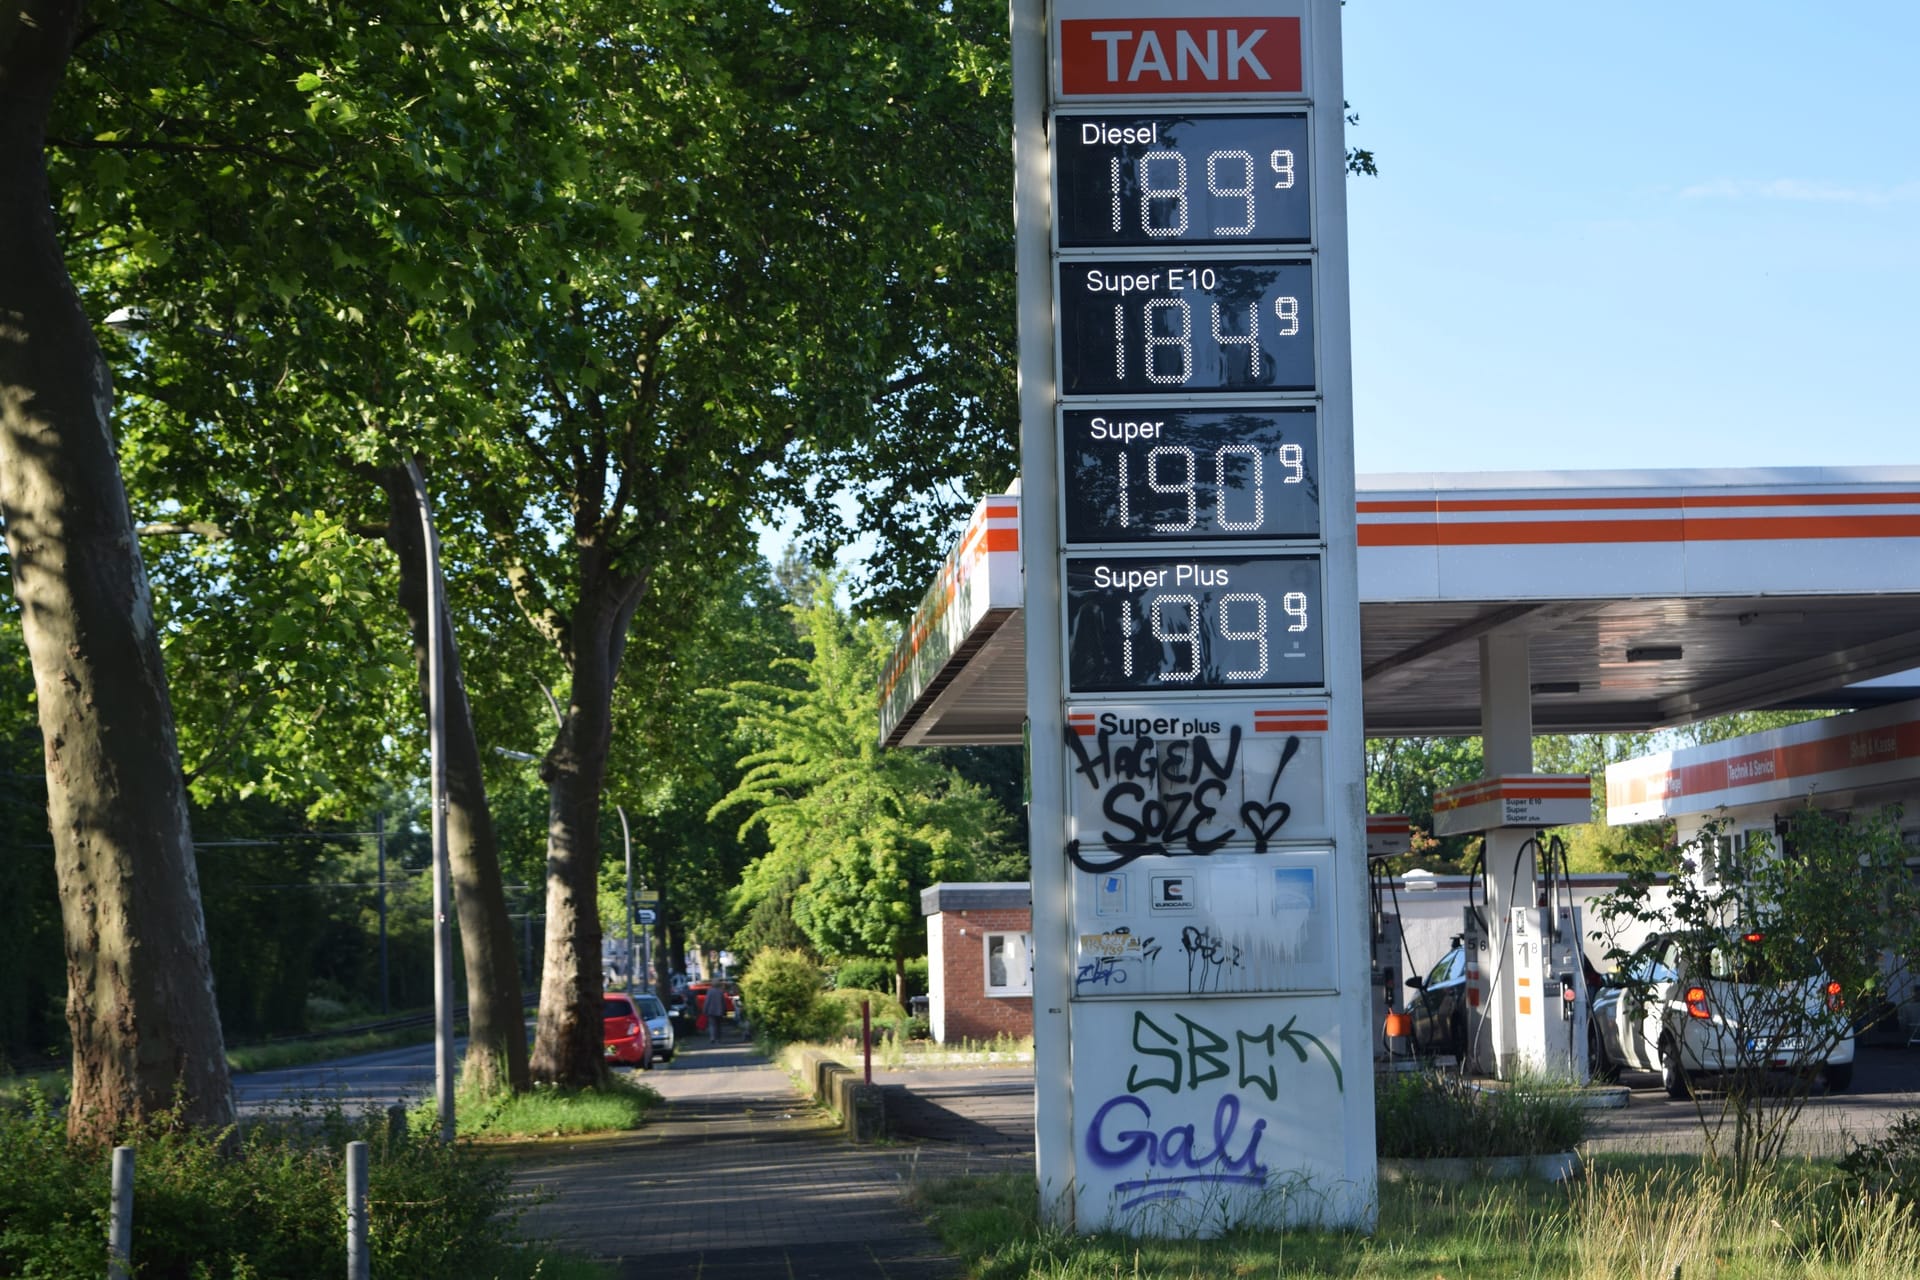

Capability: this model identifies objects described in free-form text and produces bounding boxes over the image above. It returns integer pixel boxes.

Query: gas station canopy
[880,467,1920,746]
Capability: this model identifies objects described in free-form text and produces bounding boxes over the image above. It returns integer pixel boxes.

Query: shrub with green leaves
[0,1090,529,1278]
[1375,1069,1588,1159]
[832,957,891,992]
[740,947,826,1046]
[1835,1110,1920,1215]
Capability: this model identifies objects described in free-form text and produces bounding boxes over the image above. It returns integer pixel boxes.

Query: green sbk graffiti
[1125,1009,1343,1098]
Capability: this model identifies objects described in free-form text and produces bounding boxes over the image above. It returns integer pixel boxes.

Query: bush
[739,948,825,1046]
[812,988,908,1040]
[832,957,891,992]
[829,956,929,1000]
[1375,1069,1588,1159]
[0,1090,529,1278]
[1835,1109,1920,1213]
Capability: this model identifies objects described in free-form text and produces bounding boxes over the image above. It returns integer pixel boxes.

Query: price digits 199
[1123,589,1309,683]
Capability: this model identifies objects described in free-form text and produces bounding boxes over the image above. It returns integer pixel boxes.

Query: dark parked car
[1404,942,1469,1059]
[602,992,654,1069]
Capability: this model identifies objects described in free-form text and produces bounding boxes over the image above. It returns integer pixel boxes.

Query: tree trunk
[0,0,235,1141]
[379,466,529,1095]
[530,579,645,1085]
[664,914,686,997]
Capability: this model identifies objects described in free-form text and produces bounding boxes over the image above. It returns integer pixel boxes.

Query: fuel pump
[1368,816,1413,1060]
[1510,901,1588,1081]
[1459,898,1496,1076]
[1433,775,1596,1082]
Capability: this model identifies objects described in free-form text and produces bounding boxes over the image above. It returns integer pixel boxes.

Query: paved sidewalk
[505,1038,1004,1279]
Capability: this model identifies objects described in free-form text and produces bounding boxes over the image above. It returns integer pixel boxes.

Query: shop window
[984,931,1032,996]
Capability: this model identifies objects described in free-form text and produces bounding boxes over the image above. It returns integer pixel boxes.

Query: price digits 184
[1092,266,1297,384]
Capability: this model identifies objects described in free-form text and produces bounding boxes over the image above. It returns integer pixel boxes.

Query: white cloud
[1680,177,1920,205]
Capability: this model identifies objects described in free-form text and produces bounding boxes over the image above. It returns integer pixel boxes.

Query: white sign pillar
[1016,0,1374,1234]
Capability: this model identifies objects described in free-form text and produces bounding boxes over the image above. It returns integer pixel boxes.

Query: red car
[602,992,654,1069]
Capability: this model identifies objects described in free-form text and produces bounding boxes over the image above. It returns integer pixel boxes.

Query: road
[235,1035,1920,1161]
[233,1037,451,1117]
[1584,1043,1920,1157]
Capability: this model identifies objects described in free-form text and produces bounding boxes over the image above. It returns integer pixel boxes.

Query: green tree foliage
[598,553,804,985]
[716,581,1018,1001]
[1366,735,1484,871]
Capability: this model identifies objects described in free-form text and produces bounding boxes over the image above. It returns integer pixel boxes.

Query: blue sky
[1342,2,1920,475]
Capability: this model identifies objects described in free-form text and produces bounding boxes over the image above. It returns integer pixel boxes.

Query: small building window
[984,931,1032,996]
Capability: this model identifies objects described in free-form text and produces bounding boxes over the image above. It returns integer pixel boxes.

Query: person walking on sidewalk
[703,980,727,1044]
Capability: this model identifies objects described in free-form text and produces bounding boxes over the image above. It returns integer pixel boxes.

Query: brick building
[921,882,1032,1044]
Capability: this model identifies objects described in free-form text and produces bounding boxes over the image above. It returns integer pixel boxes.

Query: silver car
[1590,930,1854,1097]
[633,991,675,1062]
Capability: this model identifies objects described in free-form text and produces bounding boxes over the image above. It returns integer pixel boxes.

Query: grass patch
[448,1074,661,1139]
[226,1023,440,1074]
[914,1154,1920,1279]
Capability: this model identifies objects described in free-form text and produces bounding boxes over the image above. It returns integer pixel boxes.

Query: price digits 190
[1119,442,1304,532]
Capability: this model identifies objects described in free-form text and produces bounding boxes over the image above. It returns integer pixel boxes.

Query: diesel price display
[1066,554,1325,693]
[1054,112,1312,247]
[1062,407,1320,543]
[1057,259,1314,396]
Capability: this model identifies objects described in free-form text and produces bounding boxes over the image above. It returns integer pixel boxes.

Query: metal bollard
[386,1104,408,1149]
[109,1146,133,1280]
[346,1140,369,1280]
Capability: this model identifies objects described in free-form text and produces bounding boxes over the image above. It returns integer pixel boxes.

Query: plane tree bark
[0,0,234,1140]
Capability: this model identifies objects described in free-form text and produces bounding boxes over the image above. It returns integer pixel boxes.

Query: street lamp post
[405,460,456,1145]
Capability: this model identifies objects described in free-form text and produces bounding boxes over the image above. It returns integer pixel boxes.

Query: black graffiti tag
[1064,724,1242,867]
[1237,734,1302,852]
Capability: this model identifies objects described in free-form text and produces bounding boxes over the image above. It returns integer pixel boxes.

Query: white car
[634,991,675,1062]
[1590,930,1854,1097]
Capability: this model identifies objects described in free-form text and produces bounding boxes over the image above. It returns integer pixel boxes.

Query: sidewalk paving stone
[505,1038,1000,1278]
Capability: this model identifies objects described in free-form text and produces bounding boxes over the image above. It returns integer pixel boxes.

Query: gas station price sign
[1057,258,1314,395]
[1062,406,1319,542]
[1065,553,1324,693]
[1054,112,1311,247]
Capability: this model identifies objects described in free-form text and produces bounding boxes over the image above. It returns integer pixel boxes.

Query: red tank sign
[1059,18,1303,96]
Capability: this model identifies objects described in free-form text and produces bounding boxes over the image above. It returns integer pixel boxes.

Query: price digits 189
[1111,146,1295,238]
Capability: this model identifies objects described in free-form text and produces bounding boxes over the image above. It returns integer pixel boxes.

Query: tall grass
[916,1158,1920,1279]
